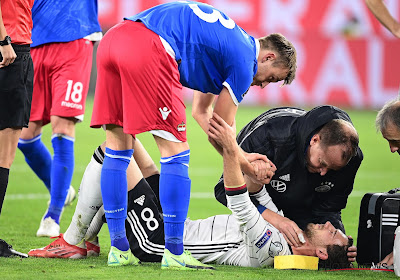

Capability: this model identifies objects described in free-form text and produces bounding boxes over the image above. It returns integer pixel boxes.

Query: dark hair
[318,119,359,162]
[318,237,353,269]
[258,33,297,86]
[376,98,400,132]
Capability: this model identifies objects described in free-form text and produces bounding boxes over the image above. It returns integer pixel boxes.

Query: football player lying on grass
[29,114,353,269]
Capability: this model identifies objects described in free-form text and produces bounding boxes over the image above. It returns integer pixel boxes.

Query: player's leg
[102,125,140,266]
[18,46,52,194]
[28,144,105,258]
[18,121,52,193]
[154,136,213,270]
[133,139,161,210]
[0,45,33,258]
[155,137,190,255]
[36,116,76,238]
[36,39,93,237]
[125,167,165,262]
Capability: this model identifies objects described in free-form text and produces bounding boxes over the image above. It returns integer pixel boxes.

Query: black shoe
[0,239,28,258]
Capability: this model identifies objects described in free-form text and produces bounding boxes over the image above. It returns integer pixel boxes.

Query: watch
[0,36,12,46]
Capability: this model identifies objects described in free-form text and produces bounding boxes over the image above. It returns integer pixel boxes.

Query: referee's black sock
[0,167,10,215]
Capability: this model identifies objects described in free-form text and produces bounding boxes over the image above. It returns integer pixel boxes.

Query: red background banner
[98,0,400,108]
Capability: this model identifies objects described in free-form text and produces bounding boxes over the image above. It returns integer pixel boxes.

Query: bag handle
[388,188,400,194]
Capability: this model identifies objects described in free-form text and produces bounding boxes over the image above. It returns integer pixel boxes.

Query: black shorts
[125,178,165,262]
[0,44,33,130]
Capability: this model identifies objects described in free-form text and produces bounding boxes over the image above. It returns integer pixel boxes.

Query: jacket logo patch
[255,230,272,249]
[270,180,286,193]
[315,182,334,192]
[279,174,290,182]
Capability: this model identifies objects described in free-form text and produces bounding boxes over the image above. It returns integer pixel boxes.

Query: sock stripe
[18,134,41,144]
[160,151,190,163]
[93,146,104,165]
[51,133,75,142]
[104,152,132,161]
[225,184,247,196]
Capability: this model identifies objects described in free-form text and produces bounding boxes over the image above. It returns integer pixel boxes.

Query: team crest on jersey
[315,181,334,192]
[269,242,283,257]
[270,180,287,193]
[255,229,272,249]
[177,122,186,132]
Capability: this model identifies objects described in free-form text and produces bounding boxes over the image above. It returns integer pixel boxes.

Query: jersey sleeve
[249,186,280,214]
[227,190,290,267]
[223,61,253,105]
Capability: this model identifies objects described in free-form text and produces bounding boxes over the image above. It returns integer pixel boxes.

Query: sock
[101,148,133,252]
[18,134,52,192]
[146,173,160,196]
[85,205,105,242]
[64,147,104,245]
[145,173,162,212]
[45,134,75,224]
[0,167,9,215]
[159,150,191,255]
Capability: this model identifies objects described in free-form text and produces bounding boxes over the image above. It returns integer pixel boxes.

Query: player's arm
[0,2,16,68]
[214,88,274,183]
[246,181,304,247]
[209,114,289,266]
[192,90,216,134]
[365,0,400,38]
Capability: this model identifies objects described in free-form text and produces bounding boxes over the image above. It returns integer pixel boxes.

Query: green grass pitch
[1,97,399,279]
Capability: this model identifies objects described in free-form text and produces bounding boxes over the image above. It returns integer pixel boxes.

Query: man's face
[252,54,289,89]
[381,121,400,155]
[305,222,348,248]
[306,135,348,176]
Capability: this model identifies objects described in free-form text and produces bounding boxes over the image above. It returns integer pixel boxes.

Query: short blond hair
[258,33,297,85]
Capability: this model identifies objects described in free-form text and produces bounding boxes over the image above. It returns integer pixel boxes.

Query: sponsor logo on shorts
[134,195,145,206]
[159,107,171,120]
[177,122,186,132]
[255,229,272,249]
[61,101,83,110]
[270,180,286,192]
[315,182,334,192]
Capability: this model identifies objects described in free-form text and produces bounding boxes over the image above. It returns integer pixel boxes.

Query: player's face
[381,121,400,155]
[306,137,348,176]
[305,222,348,248]
[251,63,289,89]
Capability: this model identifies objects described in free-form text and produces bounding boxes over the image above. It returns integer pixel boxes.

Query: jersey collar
[255,38,260,59]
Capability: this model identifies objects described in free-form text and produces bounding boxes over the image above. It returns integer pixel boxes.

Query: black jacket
[214,106,363,232]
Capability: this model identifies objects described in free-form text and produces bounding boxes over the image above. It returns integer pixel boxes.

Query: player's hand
[346,236,357,263]
[208,113,237,151]
[244,153,276,184]
[0,44,16,68]
[250,159,276,183]
[261,209,304,247]
[378,251,394,267]
[276,217,305,248]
